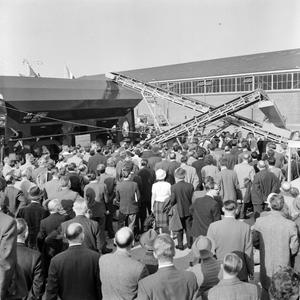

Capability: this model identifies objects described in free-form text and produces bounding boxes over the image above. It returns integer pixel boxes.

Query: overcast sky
[1,0,300,78]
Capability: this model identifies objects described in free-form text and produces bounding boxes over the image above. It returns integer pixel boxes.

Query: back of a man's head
[68,163,76,171]
[269,267,300,300]
[153,234,175,263]
[223,200,237,215]
[219,156,228,167]
[204,176,215,191]
[48,199,61,213]
[97,164,106,174]
[115,227,134,250]
[65,223,84,244]
[169,153,176,160]
[251,151,258,160]
[181,156,188,164]
[197,147,206,158]
[258,160,266,170]
[268,156,276,166]
[269,194,285,211]
[223,253,243,276]
[60,176,70,188]
[73,198,88,215]
[281,181,291,193]
[204,155,213,165]
[16,218,28,238]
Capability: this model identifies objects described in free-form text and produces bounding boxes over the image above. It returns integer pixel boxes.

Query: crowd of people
[0,129,300,300]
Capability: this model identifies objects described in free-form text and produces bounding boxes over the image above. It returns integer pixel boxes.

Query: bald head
[281,181,291,193]
[115,227,134,249]
[258,160,266,169]
[48,199,61,213]
[65,223,84,244]
[243,153,250,161]
[169,152,176,160]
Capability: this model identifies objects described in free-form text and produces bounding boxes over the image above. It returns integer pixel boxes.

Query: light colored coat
[207,217,254,282]
[253,211,299,289]
[180,163,199,190]
[100,251,148,300]
[215,167,239,201]
[208,277,258,300]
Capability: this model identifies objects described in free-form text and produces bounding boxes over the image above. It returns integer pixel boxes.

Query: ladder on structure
[106,72,291,144]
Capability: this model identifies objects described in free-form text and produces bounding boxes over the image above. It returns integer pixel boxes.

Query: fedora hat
[156,169,166,181]
[192,236,215,259]
[139,229,158,251]
[28,186,44,201]
[174,167,186,179]
[293,197,300,214]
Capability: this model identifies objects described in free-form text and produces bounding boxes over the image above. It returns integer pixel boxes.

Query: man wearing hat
[189,236,221,299]
[17,186,49,249]
[139,229,158,275]
[170,167,194,250]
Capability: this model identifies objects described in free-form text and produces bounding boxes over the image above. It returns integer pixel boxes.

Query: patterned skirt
[153,201,169,228]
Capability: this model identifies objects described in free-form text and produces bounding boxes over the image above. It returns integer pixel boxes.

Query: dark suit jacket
[17,202,49,249]
[251,169,280,204]
[3,185,26,215]
[46,215,101,253]
[46,245,101,300]
[148,155,162,171]
[138,266,198,300]
[17,243,45,300]
[137,168,155,203]
[224,153,238,170]
[190,195,221,237]
[154,160,170,173]
[116,180,141,215]
[65,172,84,197]
[87,152,107,173]
[37,213,68,255]
[192,159,206,190]
[0,212,28,300]
[170,181,194,218]
[168,160,181,177]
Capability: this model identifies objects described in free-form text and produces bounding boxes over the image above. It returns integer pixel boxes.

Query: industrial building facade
[123,49,300,129]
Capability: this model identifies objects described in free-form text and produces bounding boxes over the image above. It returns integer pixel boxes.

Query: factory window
[220,78,236,92]
[168,82,180,94]
[192,80,205,94]
[273,73,292,90]
[293,72,300,89]
[237,77,253,92]
[180,81,192,94]
[205,79,220,93]
[254,75,272,90]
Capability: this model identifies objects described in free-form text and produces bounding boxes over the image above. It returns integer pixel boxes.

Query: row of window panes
[154,72,300,94]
